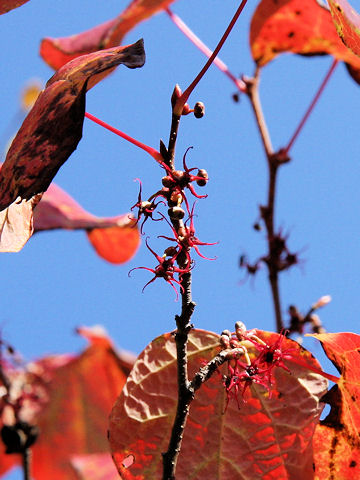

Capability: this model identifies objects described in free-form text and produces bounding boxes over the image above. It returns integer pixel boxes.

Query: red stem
[165,8,246,93]
[284,59,339,155]
[84,112,163,163]
[174,0,248,114]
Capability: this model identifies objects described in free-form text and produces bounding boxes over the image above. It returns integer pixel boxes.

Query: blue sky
[1,0,360,476]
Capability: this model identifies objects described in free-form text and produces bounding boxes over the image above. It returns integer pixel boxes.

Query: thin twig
[174,0,248,114]
[244,70,286,332]
[84,112,163,163]
[165,8,246,93]
[284,58,339,155]
[22,448,31,480]
[244,69,273,159]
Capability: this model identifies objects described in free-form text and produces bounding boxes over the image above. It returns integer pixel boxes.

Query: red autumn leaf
[328,0,360,57]
[0,40,145,253]
[309,332,360,479]
[0,326,135,480]
[71,453,120,480]
[33,183,140,264]
[109,329,328,480]
[0,0,29,15]
[40,0,176,71]
[249,0,360,83]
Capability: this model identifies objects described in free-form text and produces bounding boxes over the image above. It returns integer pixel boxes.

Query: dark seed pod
[162,176,173,188]
[172,170,185,183]
[194,101,205,118]
[253,222,261,231]
[196,168,208,186]
[168,206,185,220]
[1,422,39,454]
[164,246,178,257]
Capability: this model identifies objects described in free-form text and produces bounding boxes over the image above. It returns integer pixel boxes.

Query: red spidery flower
[130,179,165,234]
[159,203,217,263]
[160,147,209,201]
[128,238,190,300]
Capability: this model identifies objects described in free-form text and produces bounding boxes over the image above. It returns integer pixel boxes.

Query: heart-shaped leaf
[0,40,145,253]
[33,183,140,264]
[310,332,360,479]
[250,0,360,84]
[109,329,328,479]
[40,0,176,70]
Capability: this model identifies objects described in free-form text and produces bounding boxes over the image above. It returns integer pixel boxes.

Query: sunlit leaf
[0,326,135,479]
[109,329,328,480]
[33,183,140,264]
[250,0,360,83]
[40,0,176,70]
[328,0,360,57]
[310,332,360,479]
[0,40,145,253]
[0,0,29,15]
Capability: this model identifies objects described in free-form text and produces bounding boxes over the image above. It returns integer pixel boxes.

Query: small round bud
[169,191,183,206]
[168,206,185,220]
[220,335,230,349]
[253,222,261,231]
[194,102,205,118]
[232,93,240,103]
[182,103,192,115]
[235,321,247,340]
[164,246,178,257]
[196,168,208,187]
[162,176,173,188]
[140,201,152,211]
[171,84,182,107]
[172,170,185,183]
[221,329,232,338]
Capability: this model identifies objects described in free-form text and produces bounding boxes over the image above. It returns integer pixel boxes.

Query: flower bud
[235,321,246,334]
[221,329,232,337]
[162,176,173,188]
[196,169,208,187]
[168,206,185,220]
[220,334,230,349]
[171,84,182,108]
[164,246,178,257]
[194,101,205,118]
[312,295,332,310]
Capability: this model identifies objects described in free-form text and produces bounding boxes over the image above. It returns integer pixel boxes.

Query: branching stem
[174,0,248,115]
[165,8,246,93]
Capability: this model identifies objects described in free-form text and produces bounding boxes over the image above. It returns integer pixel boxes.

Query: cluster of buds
[287,295,330,335]
[240,229,301,282]
[220,323,293,410]
[130,132,215,299]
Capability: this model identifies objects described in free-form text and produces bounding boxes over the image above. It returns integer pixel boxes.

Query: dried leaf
[0,194,41,252]
[109,329,327,480]
[40,0,176,71]
[0,0,29,15]
[310,332,360,479]
[33,183,140,264]
[328,0,360,57]
[250,0,360,83]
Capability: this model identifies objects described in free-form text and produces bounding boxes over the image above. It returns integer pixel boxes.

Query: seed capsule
[196,169,208,186]
[168,206,185,220]
[194,101,205,118]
